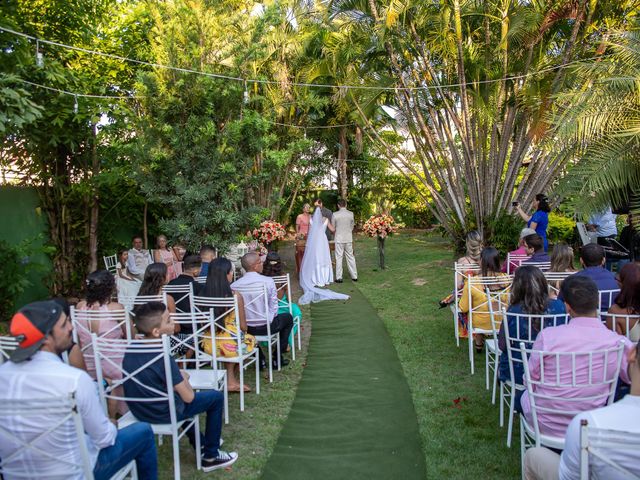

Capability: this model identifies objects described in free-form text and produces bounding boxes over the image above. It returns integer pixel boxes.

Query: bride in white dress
[298,208,350,304]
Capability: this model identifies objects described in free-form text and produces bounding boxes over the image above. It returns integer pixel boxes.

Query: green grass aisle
[261,285,427,480]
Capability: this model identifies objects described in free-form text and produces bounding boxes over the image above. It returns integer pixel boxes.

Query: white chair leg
[485,347,490,390]
[507,388,516,448]
[297,318,302,350]
[173,433,181,479]
[499,382,505,427]
[267,343,273,383]
[223,378,229,423]
[194,415,202,471]
[276,339,281,371]
[239,359,245,412]
[290,329,296,361]
[520,416,526,480]
[468,335,475,375]
[491,355,499,405]
[255,350,261,394]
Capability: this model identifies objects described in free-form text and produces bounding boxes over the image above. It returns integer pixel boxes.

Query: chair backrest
[521,340,626,441]
[271,274,293,315]
[0,335,18,364]
[232,283,271,330]
[163,283,194,313]
[544,271,575,295]
[92,335,180,427]
[103,254,118,275]
[190,295,245,357]
[579,419,640,480]
[522,261,551,272]
[0,392,94,479]
[466,275,512,333]
[453,262,481,316]
[598,289,620,314]
[169,310,220,368]
[601,312,640,341]
[119,292,168,313]
[502,311,569,387]
[70,306,132,353]
[506,254,530,274]
[195,276,207,285]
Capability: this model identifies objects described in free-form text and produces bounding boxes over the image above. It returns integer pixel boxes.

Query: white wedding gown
[298,208,350,304]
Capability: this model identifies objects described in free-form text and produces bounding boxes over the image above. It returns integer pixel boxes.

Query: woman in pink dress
[295,203,312,273]
[154,234,180,281]
[75,270,129,417]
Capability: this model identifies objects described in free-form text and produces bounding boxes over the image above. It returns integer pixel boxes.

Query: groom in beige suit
[333,199,358,283]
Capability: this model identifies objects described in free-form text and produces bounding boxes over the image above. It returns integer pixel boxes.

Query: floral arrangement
[362,214,398,238]
[251,220,286,245]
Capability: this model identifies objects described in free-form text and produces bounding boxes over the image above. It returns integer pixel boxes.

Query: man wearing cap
[0,300,158,479]
[502,227,537,273]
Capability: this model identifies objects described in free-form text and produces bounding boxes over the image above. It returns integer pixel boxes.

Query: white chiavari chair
[544,271,575,297]
[452,262,481,347]
[601,312,640,341]
[163,283,195,314]
[103,254,118,275]
[519,340,626,478]
[598,289,620,315]
[0,335,18,364]
[271,273,301,360]
[506,254,530,274]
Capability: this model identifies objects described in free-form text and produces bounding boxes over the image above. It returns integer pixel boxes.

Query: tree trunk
[377,236,385,270]
[87,123,99,273]
[337,126,348,200]
[143,201,148,249]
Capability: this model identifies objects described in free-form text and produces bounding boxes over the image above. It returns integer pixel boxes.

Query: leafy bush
[0,239,48,322]
[547,212,577,245]
[485,213,523,255]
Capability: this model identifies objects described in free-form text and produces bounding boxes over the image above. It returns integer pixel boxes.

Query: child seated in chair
[122,302,238,472]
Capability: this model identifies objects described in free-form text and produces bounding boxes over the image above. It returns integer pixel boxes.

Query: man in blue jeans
[123,302,237,472]
[0,300,158,479]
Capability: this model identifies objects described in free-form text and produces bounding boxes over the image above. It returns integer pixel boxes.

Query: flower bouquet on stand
[362,214,399,269]
[251,220,286,252]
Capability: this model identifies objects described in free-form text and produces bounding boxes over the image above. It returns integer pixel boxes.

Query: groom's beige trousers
[335,242,358,280]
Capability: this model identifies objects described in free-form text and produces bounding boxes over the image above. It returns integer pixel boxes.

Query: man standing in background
[333,199,358,283]
[314,198,334,242]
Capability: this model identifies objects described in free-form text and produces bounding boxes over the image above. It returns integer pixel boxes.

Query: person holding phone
[514,193,551,252]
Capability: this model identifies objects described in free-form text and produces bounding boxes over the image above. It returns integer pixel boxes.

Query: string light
[0,26,613,92]
[35,39,44,68]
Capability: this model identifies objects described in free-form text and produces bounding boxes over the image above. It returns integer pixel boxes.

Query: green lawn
[157,231,520,478]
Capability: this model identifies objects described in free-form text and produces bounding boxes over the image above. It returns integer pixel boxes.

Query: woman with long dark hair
[201,257,255,392]
[607,263,640,340]
[138,262,176,313]
[459,247,509,351]
[76,270,128,417]
[516,193,551,251]
[497,266,565,396]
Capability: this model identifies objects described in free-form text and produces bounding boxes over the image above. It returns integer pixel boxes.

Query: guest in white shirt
[524,337,640,480]
[231,252,294,368]
[127,235,153,281]
[0,300,158,480]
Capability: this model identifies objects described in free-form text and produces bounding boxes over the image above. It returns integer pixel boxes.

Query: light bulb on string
[73,95,78,114]
[35,39,44,68]
[243,80,249,104]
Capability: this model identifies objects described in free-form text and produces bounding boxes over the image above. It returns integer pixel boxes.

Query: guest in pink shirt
[520,275,634,439]
[502,227,536,273]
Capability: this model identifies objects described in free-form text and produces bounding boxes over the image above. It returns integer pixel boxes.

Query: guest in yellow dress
[459,247,510,352]
[200,257,255,393]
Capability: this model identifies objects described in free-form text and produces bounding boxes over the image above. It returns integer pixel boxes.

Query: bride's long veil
[298,208,350,305]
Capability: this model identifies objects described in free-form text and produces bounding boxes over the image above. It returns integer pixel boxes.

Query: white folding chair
[169,310,229,423]
[598,289,620,314]
[579,419,640,480]
[601,312,640,341]
[233,283,280,383]
[0,335,18,364]
[486,288,510,404]
[193,296,261,411]
[543,271,574,296]
[519,340,626,478]
[0,392,137,479]
[92,335,201,480]
[271,273,301,360]
[119,292,168,313]
[464,275,512,375]
[506,254,530,274]
[521,261,551,272]
[103,254,118,275]
[163,283,195,313]
[196,276,207,285]
[500,312,569,447]
[452,262,481,347]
